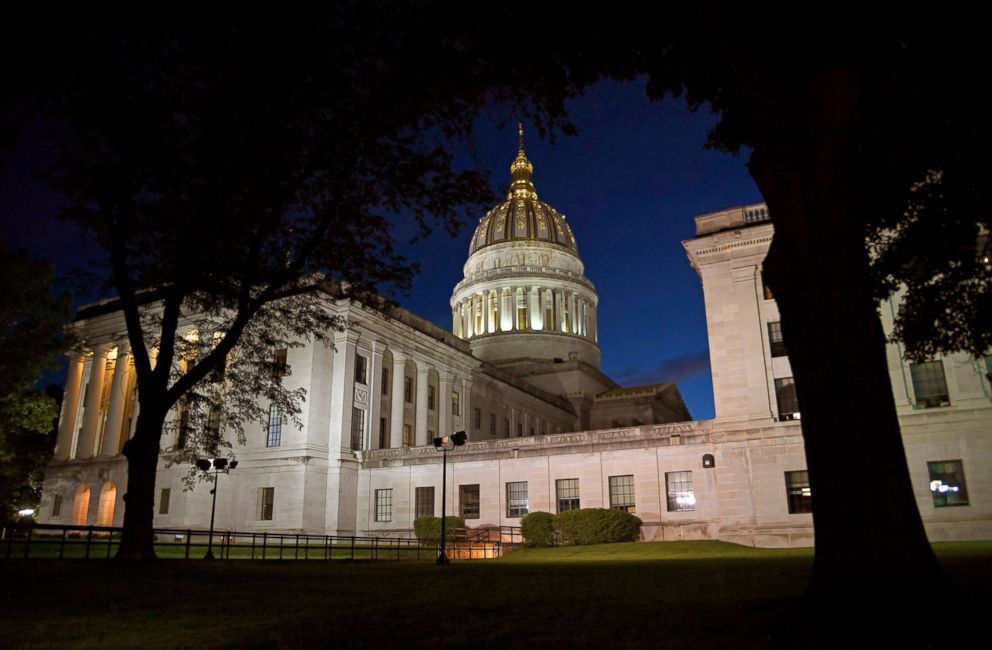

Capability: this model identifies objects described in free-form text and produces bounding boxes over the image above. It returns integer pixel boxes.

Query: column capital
[332,329,361,345]
[390,350,409,365]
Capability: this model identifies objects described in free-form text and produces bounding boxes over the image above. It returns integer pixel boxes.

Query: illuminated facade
[38,139,992,547]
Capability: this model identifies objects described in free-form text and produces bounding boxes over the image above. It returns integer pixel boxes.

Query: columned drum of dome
[451,126,601,369]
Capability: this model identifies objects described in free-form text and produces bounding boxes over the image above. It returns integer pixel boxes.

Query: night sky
[1,78,763,420]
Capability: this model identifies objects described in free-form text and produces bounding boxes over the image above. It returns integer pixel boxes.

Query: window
[428,385,435,411]
[51,494,63,518]
[666,471,695,512]
[928,460,969,507]
[785,470,812,513]
[272,349,288,378]
[176,397,191,449]
[402,424,412,447]
[504,418,510,438]
[159,488,171,515]
[506,481,529,518]
[381,367,390,395]
[375,489,392,522]
[379,417,387,449]
[473,407,481,430]
[351,407,364,451]
[452,391,460,416]
[761,272,774,300]
[354,355,368,384]
[910,361,950,408]
[266,405,283,447]
[258,487,274,521]
[459,484,480,519]
[404,376,412,403]
[609,474,636,513]
[415,486,435,518]
[767,321,786,357]
[556,478,580,513]
[489,413,496,437]
[774,377,800,421]
[206,404,222,439]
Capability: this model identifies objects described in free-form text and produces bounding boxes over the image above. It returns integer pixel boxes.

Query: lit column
[569,292,578,333]
[328,330,358,451]
[415,363,430,446]
[439,371,454,438]
[481,293,490,335]
[389,351,407,448]
[100,344,132,456]
[556,290,566,332]
[529,285,541,330]
[462,378,473,438]
[369,342,384,449]
[589,303,598,342]
[54,353,86,460]
[452,307,460,337]
[76,343,112,459]
[500,288,512,331]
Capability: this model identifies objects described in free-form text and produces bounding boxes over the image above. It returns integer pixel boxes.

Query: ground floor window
[666,471,695,512]
[556,478,580,513]
[459,484,480,519]
[415,486,435,518]
[609,474,636,513]
[258,487,275,521]
[785,470,812,513]
[928,460,969,507]
[506,481,529,518]
[375,489,393,522]
[159,488,171,515]
[51,494,63,518]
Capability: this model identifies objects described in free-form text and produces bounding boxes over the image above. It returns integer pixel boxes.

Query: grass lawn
[1,540,989,649]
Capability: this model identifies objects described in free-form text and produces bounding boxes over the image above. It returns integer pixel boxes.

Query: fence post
[324,535,330,560]
[185,529,192,559]
[59,528,67,559]
[85,526,93,559]
[5,526,12,559]
[106,529,113,558]
[250,532,256,560]
[295,534,300,560]
[262,532,267,560]
[23,526,32,559]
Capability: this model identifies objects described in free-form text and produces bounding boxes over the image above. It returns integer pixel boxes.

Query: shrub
[413,516,464,541]
[521,511,555,547]
[555,508,641,545]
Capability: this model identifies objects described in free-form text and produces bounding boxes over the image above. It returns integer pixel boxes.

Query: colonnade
[53,343,138,462]
[452,286,595,341]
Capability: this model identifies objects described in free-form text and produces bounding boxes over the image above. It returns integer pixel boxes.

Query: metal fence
[1,523,503,561]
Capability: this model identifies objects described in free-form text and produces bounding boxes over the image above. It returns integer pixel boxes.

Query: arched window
[73,484,91,526]
[96,482,117,527]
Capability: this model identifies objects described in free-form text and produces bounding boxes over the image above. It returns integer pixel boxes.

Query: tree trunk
[748,69,943,613]
[116,406,166,560]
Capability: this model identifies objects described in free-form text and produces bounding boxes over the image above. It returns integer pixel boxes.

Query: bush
[521,511,555,547]
[413,516,464,541]
[555,508,641,545]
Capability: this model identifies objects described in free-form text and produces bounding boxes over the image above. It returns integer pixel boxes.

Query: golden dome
[468,125,578,256]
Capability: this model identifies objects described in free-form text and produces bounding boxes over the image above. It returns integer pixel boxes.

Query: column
[415,363,430,447]
[462,378,473,439]
[500,288,512,331]
[439,371,454,438]
[589,303,598,342]
[100,345,132,456]
[369,342,384,449]
[569,292,578,333]
[481,292,490,335]
[390,351,407,448]
[328,330,358,451]
[54,353,86,460]
[529,285,541,330]
[509,408,519,437]
[76,343,112,459]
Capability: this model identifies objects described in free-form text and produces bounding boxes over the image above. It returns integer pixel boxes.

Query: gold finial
[509,122,536,200]
[518,122,525,153]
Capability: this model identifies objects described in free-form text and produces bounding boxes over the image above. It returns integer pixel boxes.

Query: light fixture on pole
[195,457,239,560]
[432,430,467,565]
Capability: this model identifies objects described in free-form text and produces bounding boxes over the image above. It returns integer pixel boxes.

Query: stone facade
[38,148,992,548]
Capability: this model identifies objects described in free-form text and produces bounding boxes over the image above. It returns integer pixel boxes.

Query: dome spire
[508,122,537,200]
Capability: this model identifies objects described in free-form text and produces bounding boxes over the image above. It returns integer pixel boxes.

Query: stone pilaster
[369,342,384,449]
[54,353,86,460]
[328,330,359,451]
[390,351,407,448]
[100,345,132,456]
[439,371,454,438]
[76,343,112,459]
[415,363,430,446]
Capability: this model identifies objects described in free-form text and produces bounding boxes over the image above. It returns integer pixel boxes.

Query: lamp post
[195,457,238,560]
[433,430,467,565]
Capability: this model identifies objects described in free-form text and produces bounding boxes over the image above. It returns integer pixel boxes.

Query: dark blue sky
[1,78,763,420]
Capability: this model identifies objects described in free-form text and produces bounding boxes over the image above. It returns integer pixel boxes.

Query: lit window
[927,460,969,507]
[556,478,580,513]
[452,391,460,416]
[506,481,529,518]
[159,488,171,516]
[266,405,283,447]
[761,273,774,300]
[258,487,274,521]
[775,377,800,421]
[609,474,636,513]
[428,385,435,411]
[354,355,368,384]
[415,486,434,518]
[351,408,364,451]
[272,349,288,378]
[375,489,392,522]
[666,471,695,512]
[51,494,63,518]
[404,376,412,403]
[785,470,812,513]
[767,321,786,357]
[910,361,950,408]
[402,424,412,447]
[460,484,480,519]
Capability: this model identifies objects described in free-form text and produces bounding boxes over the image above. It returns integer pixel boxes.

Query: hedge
[413,516,465,541]
[520,511,555,547]
[553,508,642,545]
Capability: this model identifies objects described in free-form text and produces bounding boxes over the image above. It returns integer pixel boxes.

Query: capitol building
[38,136,992,547]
